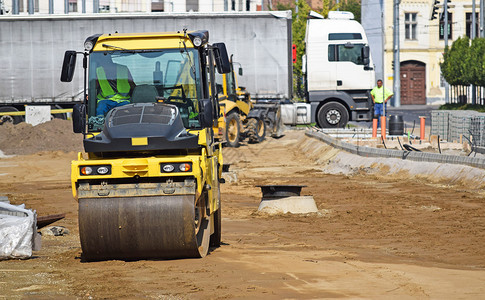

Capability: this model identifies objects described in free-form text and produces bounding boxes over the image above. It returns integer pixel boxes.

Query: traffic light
[430,0,440,20]
[392,60,394,70]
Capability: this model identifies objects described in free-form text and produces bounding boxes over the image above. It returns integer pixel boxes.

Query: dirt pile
[0,119,83,155]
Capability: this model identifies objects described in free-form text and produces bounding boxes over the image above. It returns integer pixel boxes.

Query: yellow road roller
[60,30,230,260]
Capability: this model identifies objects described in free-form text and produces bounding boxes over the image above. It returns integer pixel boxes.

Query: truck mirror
[238,67,243,76]
[362,46,370,66]
[61,51,77,82]
[199,99,214,128]
[344,42,354,49]
[213,43,231,74]
[72,103,86,133]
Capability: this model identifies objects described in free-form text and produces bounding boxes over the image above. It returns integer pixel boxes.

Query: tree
[292,0,311,99]
[440,36,470,86]
[467,38,485,87]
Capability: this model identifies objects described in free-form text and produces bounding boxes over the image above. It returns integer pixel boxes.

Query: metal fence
[449,85,485,105]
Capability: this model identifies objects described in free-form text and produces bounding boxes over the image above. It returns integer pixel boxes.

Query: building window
[466,12,480,38]
[69,0,77,12]
[439,13,453,40]
[405,13,418,40]
[440,72,447,88]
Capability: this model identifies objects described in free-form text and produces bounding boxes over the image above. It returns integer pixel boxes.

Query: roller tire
[210,197,221,248]
[79,195,211,261]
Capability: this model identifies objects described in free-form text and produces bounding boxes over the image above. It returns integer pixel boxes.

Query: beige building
[382,0,480,105]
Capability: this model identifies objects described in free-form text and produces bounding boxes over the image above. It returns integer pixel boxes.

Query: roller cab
[61,30,230,260]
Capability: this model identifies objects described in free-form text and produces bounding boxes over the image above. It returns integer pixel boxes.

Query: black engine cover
[84,103,199,153]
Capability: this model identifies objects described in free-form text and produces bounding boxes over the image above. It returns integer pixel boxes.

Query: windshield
[87,49,201,131]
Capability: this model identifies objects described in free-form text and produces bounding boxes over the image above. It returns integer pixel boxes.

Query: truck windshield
[87,49,201,131]
[328,44,366,65]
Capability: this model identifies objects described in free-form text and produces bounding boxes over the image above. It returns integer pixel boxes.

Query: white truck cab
[304,11,376,128]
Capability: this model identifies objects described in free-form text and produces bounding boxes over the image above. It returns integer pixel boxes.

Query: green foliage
[439,103,485,112]
[440,36,470,86]
[291,0,311,99]
[467,38,485,87]
[275,2,293,11]
[335,0,361,23]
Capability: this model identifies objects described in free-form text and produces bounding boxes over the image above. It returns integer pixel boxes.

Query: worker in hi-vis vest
[95,57,135,116]
[370,79,393,128]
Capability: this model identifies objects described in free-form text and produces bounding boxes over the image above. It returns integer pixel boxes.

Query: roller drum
[79,195,210,261]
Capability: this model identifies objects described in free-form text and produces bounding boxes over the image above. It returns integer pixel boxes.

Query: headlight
[161,163,192,173]
[84,41,94,51]
[97,166,110,175]
[80,165,111,176]
[193,37,202,47]
[80,166,93,175]
[179,163,191,172]
[163,164,175,172]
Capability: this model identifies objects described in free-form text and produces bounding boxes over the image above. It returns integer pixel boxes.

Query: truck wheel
[0,106,23,125]
[247,118,266,143]
[317,102,349,128]
[225,112,241,147]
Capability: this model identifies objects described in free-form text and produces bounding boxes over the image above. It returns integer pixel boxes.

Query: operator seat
[131,85,158,103]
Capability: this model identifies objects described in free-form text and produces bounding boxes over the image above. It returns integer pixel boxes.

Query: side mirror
[362,46,370,66]
[199,99,214,128]
[238,67,243,76]
[72,103,86,133]
[213,43,231,74]
[61,51,77,82]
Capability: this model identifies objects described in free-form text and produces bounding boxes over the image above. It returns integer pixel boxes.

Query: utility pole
[481,0,484,37]
[393,0,401,107]
[444,0,449,103]
[472,0,477,104]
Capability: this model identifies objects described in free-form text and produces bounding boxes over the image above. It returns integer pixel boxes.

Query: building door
[400,61,426,105]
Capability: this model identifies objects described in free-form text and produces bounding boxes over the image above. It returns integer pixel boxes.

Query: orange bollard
[420,116,426,140]
[372,118,378,138]
[380,116,386,140]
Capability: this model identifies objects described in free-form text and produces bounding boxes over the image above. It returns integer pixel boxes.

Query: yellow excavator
[214,57,266,147]
[60,30,230,260]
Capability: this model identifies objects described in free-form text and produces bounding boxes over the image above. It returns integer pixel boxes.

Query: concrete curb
[305,130,485,170]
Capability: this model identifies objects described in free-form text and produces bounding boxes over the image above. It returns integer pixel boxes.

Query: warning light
[292,44,297,64]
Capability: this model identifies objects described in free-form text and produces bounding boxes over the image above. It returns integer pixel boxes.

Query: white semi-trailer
[0,11,292,124]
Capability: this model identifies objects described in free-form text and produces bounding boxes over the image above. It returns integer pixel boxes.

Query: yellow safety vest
[370,86,393,104]
[96,65,131,102]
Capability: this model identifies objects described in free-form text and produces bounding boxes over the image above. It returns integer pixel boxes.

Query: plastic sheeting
[0,202,36,259]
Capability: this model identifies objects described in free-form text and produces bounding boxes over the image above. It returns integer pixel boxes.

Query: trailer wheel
[225,112,241,147]
[317,102,349,128]
[0,106,23,125]
[247,118,266,143]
